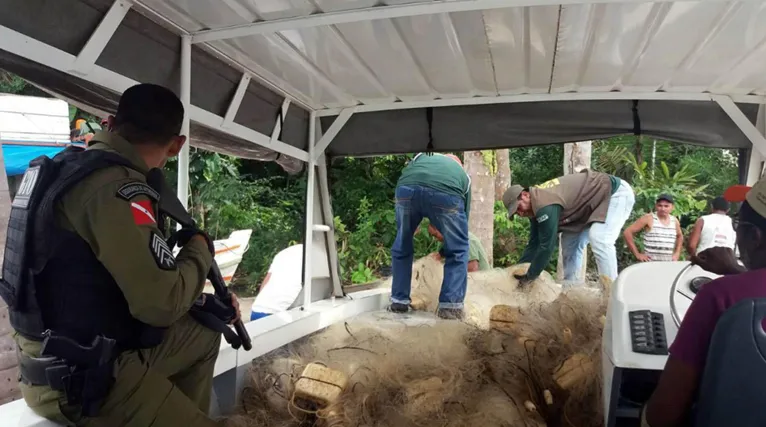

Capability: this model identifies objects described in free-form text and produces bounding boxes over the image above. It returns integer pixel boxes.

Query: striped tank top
[644,214,677,261]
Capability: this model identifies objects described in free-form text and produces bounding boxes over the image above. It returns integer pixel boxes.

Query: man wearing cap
[642,181,766,427]
[390,153,471,319]
[686,196,736,258]
[624,194,683,262]
[4,84,237,426]
[502,170,634,288]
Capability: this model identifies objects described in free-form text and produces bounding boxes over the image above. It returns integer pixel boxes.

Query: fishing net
[227,257,609,427]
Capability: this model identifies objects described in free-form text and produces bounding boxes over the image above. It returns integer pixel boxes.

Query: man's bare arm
[686,218,703,258]
[673,218,684,261]
[624,214,651,261]
[644,356,700,427]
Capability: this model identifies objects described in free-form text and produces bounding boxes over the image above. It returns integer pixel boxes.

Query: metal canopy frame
[2,0,766,419]
[2,0,766,326]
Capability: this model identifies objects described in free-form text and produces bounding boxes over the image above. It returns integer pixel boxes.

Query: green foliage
[0,71,49,97]
[165,149,305,293]
[625,153,709,221]
[509,145,563,187]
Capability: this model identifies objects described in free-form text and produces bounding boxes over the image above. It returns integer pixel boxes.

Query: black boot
[388,302,409,313]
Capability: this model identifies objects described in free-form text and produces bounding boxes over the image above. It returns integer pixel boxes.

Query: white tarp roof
[142,0,766,110]
[0,95,69,145]
[0,0,765,164]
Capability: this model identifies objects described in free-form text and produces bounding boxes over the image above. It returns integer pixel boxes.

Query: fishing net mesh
[226,257,609,427]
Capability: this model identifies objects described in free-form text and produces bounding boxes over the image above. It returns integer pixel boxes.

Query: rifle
[146,169,252,351]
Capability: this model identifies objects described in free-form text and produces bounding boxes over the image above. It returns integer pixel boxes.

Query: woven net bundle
[227,257,609,427]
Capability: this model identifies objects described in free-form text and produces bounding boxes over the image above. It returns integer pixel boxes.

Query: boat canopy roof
[1,0,765,172]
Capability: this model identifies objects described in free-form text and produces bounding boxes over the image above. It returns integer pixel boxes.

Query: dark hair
[112,84,184,145]
[711,196,730,212]
[740,202,766,233]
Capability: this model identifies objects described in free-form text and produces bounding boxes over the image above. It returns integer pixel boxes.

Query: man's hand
[636,253,651,262]
[193,293,235,322]
[229,292,242,324]
[690,247,745,276]
[175,227,215,254]
[672,253,680,262]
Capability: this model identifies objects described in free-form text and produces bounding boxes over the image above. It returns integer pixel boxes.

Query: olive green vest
[530,170,613,233]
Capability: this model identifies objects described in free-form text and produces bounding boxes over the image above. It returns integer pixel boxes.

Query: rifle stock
[146,169,252,351]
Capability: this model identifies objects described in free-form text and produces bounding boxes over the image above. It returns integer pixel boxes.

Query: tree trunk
[635,135,644,165]
[464,151,495,266]
[494,149,511,200]
[557,142,592,283]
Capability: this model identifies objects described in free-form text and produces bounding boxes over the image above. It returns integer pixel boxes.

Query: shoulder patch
[537,214,549,223]
[150,232,176,270]
[117,182,159,201]
[12,166,41,209]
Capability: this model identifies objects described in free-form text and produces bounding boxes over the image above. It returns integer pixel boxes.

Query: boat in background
[0,94,79,179]
[171,229,253,293]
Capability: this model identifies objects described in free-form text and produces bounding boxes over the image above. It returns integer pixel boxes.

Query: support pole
[746,104,766,185]
[714,95,766,157]
[178,35,191,211]
[303,112,317,310]
[315,129,343,297]
[313,109,353,162]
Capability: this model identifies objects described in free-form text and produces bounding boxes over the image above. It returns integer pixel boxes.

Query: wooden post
[557,142,592,284]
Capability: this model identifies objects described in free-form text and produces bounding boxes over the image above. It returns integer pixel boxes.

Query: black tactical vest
[0,147,165,350]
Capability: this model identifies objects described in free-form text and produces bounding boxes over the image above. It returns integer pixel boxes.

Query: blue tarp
[1,144,66,176]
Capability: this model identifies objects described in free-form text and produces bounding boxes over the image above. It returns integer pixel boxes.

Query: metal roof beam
[315,91,766,116]
[714,95,766,157]
[71,0,133,75]
[191,0,750,44]
[0,24,310,163]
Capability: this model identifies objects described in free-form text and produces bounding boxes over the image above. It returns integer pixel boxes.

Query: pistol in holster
[20,331,118,417]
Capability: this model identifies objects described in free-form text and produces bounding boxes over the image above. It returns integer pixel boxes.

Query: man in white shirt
[687,197,736,258]
[250,244,304,320]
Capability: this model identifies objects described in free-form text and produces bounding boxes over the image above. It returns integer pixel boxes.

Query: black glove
[192,293,236,323]
[173,227,214,254]
[189,293,242,349]
[514,273,533,289]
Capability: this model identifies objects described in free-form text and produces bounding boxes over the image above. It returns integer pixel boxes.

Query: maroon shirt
[670,268,766,371]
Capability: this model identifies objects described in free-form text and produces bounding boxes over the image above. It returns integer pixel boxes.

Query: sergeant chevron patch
[150,232,176,270]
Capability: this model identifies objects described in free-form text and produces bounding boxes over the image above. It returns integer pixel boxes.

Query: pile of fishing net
[228,257,609,427]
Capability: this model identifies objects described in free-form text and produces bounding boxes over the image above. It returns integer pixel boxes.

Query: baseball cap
[656,193,674,203]
[725,181,766,218]
[502,185,524,217]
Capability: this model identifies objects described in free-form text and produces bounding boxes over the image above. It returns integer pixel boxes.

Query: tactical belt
[17,332,118,417]
[17,347,62,386]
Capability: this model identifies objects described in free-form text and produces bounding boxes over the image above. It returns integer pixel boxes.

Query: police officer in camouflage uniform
[1,84,239,426]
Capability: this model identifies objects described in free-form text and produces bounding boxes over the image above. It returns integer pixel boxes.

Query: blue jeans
[560,180,635,286]
[391,185,469,309]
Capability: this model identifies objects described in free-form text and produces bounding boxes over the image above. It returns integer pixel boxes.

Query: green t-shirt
[397,153,472,217]
[438,232,491,271]
[468,232,491,271]
[519,204,561,280]
[609,175,621,194]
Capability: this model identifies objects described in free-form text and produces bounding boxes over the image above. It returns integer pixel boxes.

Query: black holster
[19,332,118,417]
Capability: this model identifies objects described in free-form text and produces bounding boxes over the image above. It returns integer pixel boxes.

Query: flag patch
[131,200,156,225]
[150,232,176,270]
